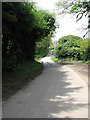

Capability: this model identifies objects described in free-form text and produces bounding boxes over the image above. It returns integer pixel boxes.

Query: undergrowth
[51,56,90,64]
[3,60,43,100]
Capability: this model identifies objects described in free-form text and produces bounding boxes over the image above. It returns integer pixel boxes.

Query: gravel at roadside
[66,63,89,86]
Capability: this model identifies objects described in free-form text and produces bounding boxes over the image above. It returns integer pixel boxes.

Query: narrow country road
[3,56,88,118]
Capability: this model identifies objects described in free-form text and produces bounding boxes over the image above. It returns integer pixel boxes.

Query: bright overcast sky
[32,0,88,41]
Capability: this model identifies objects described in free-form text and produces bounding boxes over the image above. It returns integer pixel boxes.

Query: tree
[35,35,52,58]
[56,0,90,37]
[54,35,83,60]
[2,2,56,72]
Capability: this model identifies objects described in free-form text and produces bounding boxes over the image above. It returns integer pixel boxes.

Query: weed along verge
[3,61,44,101]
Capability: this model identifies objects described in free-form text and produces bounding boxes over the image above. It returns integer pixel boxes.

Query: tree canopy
[56,0,90,37]
[54,35,89,60]
[2,2,56,72]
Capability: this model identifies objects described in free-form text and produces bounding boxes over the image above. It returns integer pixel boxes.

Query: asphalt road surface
[3,57,88,118]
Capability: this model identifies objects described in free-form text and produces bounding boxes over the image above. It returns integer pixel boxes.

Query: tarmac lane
[2,57,88,118]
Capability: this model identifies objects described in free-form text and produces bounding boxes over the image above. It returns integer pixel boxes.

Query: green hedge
[54,35,90,61]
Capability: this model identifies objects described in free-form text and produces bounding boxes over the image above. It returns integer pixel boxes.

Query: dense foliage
[76,38,90,60]
[35,35,51,59]
[2,2,56,72]
[54,35,89,60]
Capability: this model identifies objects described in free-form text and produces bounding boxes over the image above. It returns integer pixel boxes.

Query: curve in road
[3,57,88,118]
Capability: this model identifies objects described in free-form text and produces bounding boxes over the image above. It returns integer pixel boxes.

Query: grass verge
[51,56,74,62]
[3,60,43,101]
[51,56,90,64]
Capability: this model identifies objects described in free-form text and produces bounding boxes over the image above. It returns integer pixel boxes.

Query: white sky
[32,0,88,41]
[33,0,59,12]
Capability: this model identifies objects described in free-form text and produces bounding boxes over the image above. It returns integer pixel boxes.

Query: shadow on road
[3,57,88,118]
[39,61,88,118]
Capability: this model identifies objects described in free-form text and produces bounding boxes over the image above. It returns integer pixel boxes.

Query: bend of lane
[3,57,88,118]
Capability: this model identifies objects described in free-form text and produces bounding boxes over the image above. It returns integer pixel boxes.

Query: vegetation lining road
[51,35,90,85]
[51,56,90,64]
[2,1,90,101]
[2,2,56,100]
[51,56,89,85]
[52,35,90,64]
[3,61,44,101]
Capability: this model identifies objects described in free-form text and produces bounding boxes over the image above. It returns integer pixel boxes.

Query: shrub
[76,38,90,60]
[67,47,81,60]
[54,35,84,60]
[54,44,68,58]
[51,56,59,62]
[58,35,82,47]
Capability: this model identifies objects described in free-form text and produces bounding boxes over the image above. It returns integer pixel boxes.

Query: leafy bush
[51,56,59,62]
[58,35,82,47]
[54,35,84,60]
[67,47,81,60]
[54,46,68,58]
[76,38,90,60]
